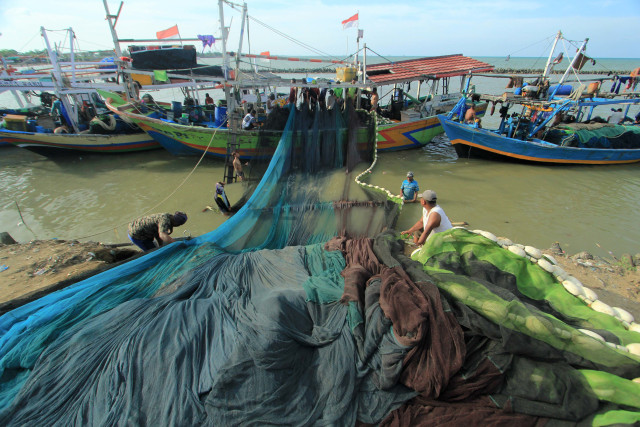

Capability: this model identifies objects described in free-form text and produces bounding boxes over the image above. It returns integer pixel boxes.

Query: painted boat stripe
[451,139,640,164]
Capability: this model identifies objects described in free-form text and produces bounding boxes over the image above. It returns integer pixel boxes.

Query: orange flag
[156,25,179,39]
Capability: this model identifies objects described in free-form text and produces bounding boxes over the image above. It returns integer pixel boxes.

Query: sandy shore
[1,237,639,319]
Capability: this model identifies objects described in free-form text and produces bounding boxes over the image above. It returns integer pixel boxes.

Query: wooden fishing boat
[366,55,494,151]
[438,112,640,164]
[2,130,158,155]
[438,32,640,165]
[102,90,373,160]
[0,28,159,155]
[103,91,278,159]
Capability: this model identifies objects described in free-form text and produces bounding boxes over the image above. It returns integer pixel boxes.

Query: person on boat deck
[288,79,298,106]
[79,101,96,123]
[464,102,479,126]
[401,190,453,245]
[232,151,245,182]
[51,96,70,133]
[205,93,214,105]
[608,108,625,124]
[400,171,420,203]
[346,79,358,104]
[51,96,67,126]
[242,110,258,130]
[318,87,328,110]
[266,94,276,115]
[370,87,379,113]
[215,181,231,214]
[127,211,188,251]
[326,89,337,110]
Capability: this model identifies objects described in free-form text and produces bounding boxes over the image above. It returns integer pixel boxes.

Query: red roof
[365,54,494,85]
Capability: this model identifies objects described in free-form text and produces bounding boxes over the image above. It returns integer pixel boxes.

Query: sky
[0,0,639,61]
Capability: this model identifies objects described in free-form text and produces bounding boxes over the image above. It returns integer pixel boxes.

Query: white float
[590,300,616,317]
[524,246,543,259]
[508,245,527,258]
[578,328,605,342]
[612,307,635,324]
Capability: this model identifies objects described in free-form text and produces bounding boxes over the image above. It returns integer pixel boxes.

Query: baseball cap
[406,171,414,178]
[420,190,437,202]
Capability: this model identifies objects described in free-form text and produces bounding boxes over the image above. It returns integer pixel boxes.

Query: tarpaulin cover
[0,102,639,426]
[130,45,197,70]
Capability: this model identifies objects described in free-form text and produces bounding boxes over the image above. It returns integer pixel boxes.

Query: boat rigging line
[222,1,342,63]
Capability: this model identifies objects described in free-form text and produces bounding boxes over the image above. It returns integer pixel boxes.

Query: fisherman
[242,110,257,130]
[127,211,188,251]
[326,89,337,110]
[288,79,298,106]
[205,93,214,105]
[401,190,453,245]
[50,95,68,128]
[400,171,419,203]
[215,181,231,214]
[346,79,358,105]
[464,102,479,126]
[232,151,245,182]
[266,94,276,115]
[370,87,379,112]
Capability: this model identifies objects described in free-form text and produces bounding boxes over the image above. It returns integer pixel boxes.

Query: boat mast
[103,0,138,100]
[68,28,77,85]
[234,2,247,80]
[219,0,235,123]
[541,30,562,81]
[558,37,589,86]
[547,37,589,100]
[41,27,80,132]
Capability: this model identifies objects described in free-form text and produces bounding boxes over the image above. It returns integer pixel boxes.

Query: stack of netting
[550,123,640,149]
[0,101,639,426]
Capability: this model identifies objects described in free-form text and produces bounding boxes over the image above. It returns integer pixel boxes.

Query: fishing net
[0,100,639,426]
[546,123,640,149]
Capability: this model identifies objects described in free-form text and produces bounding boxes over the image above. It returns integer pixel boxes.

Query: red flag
[260,51,270,56]
[342,13,358,30]
[156,25,179,39]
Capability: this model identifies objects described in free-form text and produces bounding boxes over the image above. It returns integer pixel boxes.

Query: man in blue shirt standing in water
[400,171,419,203]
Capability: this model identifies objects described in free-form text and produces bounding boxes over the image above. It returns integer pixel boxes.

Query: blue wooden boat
[437,31,640,165]
[438,112,640,165]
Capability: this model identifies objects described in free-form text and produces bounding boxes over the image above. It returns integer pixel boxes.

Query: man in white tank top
[401,190,453,245]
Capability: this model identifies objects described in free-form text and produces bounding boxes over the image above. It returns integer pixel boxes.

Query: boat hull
[377,103,488,151]
[1,130,160,154]
[136,120,279,159]
[437,115,640,165]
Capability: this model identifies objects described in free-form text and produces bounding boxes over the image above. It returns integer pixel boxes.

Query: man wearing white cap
[400,171,419,203]
[401,190,452,245]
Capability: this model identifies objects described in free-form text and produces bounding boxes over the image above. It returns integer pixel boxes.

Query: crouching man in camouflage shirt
[127,211,188,251]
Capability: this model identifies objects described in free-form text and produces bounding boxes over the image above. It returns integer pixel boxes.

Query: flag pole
[355,10,359,71]
[355,11,360,109]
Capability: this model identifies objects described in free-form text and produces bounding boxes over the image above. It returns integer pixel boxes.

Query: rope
[569,84,586,101]
[72,124,222,240]
[14,201,38,240]
[354,114,404,209]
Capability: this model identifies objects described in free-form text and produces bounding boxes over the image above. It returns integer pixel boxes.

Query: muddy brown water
[1,138,639,260]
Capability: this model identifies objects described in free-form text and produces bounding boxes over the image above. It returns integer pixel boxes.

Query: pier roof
[366,54,494,85]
